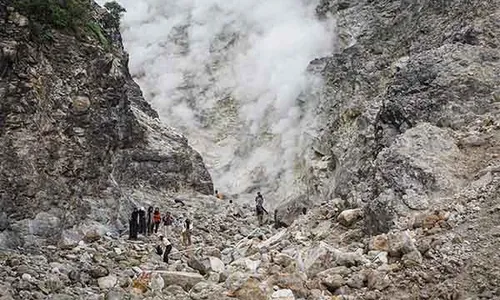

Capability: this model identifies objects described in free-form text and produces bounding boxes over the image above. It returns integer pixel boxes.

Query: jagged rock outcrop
[311,0,500,233]
[0,0,213,248]
[303,0,500,298]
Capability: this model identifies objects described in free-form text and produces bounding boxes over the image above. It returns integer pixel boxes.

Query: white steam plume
[106,0,335,204]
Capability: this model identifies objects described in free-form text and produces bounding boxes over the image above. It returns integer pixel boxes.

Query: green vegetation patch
[14,0,92,31]
[103,1,126,28]
[86,21,110,50]
[14,0,126,49]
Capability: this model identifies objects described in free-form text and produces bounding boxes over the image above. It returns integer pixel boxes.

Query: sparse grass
[86,21,110,50]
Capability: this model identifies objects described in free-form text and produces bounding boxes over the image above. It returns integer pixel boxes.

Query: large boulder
[230,277,269,300]
[159,271,204,291]
[274,195,313,227]
[336,208,363,227]
[189,256,225,275]
[271,289,296,300]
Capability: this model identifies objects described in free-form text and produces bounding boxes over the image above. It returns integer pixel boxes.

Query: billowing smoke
[105,0,335,204]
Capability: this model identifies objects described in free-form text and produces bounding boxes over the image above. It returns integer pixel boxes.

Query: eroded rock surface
[0,1,213,248]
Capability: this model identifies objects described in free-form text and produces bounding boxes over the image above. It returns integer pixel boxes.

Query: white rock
[97,275,117,290]
[21,274,32,282]
[258,229,287,250]
[159,271,204,291]
[337,208,363,227]
[149,273,165,291]
[113,248,122,255]
[207,256,225,274]
[271,289,295,300]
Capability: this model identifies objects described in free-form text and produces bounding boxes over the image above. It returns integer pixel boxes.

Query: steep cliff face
[311,0,500,232]
[0,0,213,248]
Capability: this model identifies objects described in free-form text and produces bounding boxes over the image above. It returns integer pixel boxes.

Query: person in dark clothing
[255,192,264,206]
[147,206,154,235]
[153,207,161,233]
[181,218,192,247]
[129,208,139,240]
[174,198,185,206]
[256,204,265,226]
[138,207,147,235]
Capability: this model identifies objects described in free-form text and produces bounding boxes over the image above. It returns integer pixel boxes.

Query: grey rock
[337,208,363,227]
[275,195,313,227]
[97,275,117,290]
[0,1,213,248]
[271,289,296,300]
[321,274,345,292]
[89,266,109,278]
[159,271,204,291]
[402,250,423,267]
[189,281,228,300]
[313,0,500,237]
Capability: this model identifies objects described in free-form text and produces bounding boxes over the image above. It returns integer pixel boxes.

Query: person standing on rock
[129,207,139,240]
[256,203,268,226]
[147,206,154,235]
[138,207,147,235]
[181,218,192,247]
[255,192,268,226]
[162,211,174,237]
[255,192,264,206]
[152,207,161,234]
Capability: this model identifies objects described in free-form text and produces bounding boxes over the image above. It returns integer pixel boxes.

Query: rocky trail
[1,0,500,299]
[2,171,500,300]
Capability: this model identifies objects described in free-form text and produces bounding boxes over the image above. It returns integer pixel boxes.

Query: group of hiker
[128,191,271,264]
[215,190,269,226]
[128,206,192,262]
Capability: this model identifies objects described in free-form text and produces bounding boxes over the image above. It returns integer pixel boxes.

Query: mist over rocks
[1,0,500,299]
[113,0,337,204]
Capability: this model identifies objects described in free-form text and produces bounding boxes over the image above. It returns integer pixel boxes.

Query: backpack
[155,245,163,255]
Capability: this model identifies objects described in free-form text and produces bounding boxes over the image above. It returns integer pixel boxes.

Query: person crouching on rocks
[158,235,172,263]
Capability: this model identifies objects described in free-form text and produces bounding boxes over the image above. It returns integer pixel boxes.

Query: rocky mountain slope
[1,0,500,300]
[0,0,213,249]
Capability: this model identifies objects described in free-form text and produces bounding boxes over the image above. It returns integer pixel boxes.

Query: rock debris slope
[0,0,213,249]
[1,0,500,300]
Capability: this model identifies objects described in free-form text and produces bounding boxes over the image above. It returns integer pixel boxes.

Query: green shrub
[14,0,92,31]
[103,1,126,28]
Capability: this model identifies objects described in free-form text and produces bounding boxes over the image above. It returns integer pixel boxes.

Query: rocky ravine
[1,1,500,300]
[0,1,213,249]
